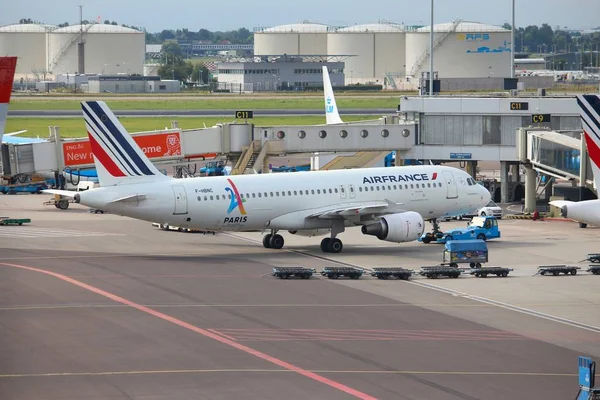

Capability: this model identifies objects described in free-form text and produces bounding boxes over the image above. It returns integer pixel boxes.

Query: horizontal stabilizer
[42,189,78,198]
[109,194,147,203]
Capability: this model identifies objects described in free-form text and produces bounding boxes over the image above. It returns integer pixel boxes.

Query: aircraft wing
[305,200,407,220]
[548,200,572,208]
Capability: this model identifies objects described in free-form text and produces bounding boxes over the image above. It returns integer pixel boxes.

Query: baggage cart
[0,217,31,226]
[469,266,513,278]
[320,266,364,280]
[272,267,315,279]
[419,265,462,279]
[586,265,600,275]
[370,267,414,280]
[442,239,488,268]
[583,254,600,263]
[535,265,580,276]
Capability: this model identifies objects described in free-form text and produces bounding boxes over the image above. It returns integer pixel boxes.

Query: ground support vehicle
[535,265,580,276]
[469,266,513,278]
[586,265,600,275]
[320,266,363,279]
[419,265,462,279]
[272,267,315,279]
[0,182,48,194]
[43,195,74,210]
[0,217,31,226]
[442,239,488,268]
[370,267,414,280]
[420,216,500,244]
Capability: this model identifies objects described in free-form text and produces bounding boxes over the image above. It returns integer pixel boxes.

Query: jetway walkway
[0,117,415,182]
[320,151,390,170]
[516,127,591,213]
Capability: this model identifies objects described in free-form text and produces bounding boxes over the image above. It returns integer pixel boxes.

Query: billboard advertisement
[63,132,182,167]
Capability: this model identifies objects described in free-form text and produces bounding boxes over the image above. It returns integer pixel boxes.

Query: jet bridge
[516,127,592,213]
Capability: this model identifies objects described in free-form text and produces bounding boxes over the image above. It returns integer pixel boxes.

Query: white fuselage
[556,199,600,227]
[75,166,490,232]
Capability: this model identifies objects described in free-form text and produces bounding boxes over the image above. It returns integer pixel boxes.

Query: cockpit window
[466,178,474,186]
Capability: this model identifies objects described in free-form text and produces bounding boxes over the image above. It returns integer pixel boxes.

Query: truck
[442,239,489,268]
[419,216,501,244]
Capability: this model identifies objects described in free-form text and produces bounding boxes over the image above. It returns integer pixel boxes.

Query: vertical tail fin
[577,94,600,190]
[81,100,171,186]
[0,57,18,141]
[322,66,344,125]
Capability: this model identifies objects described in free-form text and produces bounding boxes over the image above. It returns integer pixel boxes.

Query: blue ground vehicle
[419,216,501,244]
[443,239,489,268]
[200,161,227,176]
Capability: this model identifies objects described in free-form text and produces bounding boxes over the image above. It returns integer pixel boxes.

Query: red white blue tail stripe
[577,95,600,168]
[82,101,168,186]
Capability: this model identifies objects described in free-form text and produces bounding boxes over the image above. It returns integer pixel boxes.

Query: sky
[1,0,599,33]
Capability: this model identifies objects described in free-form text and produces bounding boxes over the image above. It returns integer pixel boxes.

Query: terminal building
[216,55,345,92]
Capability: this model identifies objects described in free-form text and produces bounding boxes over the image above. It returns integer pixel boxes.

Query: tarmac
[0,194,599,400]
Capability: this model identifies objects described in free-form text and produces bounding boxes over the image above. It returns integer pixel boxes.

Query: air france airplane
[44,101,491,253]
[550,94,600,228]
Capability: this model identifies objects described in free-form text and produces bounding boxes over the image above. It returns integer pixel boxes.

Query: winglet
[0,57,18,141]
[322,66,344,125]
[577,94,600,189]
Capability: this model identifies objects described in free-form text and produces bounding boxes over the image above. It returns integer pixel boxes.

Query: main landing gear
[263,230,284,249]
[420,219,444,244]
[320,219,345,254]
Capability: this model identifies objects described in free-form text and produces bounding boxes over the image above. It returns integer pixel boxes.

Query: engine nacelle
[288,229,330,237]
[558,200,600,226]
[361,212,425,243]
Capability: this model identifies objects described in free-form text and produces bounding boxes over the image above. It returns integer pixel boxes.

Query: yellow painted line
[0,369,576,378]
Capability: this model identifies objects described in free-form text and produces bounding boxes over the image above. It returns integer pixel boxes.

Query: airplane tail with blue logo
[81,101,171,187]
[322,66,344,125]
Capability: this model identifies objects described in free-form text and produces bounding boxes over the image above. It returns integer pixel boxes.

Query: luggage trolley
[586,265,600,275]
[535,265,580,276]
[442,239,488,268]
[370,267,415,280]
[320,266,364,280]
[469,266,513,278]
[272,267,316,279]
[419,265,462,279]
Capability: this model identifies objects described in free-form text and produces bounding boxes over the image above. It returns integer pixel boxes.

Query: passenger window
[387,185,391,190]
[335,188,338,193]
[204,196,207,201]
[210,195,214,200]
[299,190,303,195]
[329,189,333,193]
[282,192,285,196]
[270,192,273,197]
[258,193,262,197]
[228,194,231,199]
[252,193,256,198]
[294,191,297,195]
[197,196,201,201]
[276,192,279,196]
[216,195,219,200]
[311,190,315,194]
[371,187,375,191]
[359,187,362,192]
[317,189,321,194]
[376,186,380,191]
[288,191,291,196]
[264,192,267,197]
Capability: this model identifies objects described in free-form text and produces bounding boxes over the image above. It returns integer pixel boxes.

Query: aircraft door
[339,185,347,199]
[443,171,458,199]
[349,184,356,199]
[172,185,188,215]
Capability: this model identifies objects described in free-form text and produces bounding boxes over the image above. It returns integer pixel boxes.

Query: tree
[191,63,209,83]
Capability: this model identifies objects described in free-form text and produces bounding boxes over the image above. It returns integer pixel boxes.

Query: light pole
[510,0,515,78]
[429,0,434,95]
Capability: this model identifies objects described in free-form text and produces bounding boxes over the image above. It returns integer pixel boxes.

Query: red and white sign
[63,132,182,166]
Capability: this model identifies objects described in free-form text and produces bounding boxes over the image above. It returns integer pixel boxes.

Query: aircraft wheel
[328,238,343,253]
[269,234,284,249]
[320,238,331,252]
[262,234,273,248]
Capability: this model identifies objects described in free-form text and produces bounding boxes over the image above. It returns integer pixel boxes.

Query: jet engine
[557,199,600,227]
[361,212,424,243]
[288,229,330,237]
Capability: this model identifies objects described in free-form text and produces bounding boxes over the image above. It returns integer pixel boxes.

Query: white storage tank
[327,23,405,85]
[254,22,329,55]
[48,23,145,76]
[0,23,55,77]
[405,21,511,78]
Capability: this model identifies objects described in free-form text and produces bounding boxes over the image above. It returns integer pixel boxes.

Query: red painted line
[0,261,376,400]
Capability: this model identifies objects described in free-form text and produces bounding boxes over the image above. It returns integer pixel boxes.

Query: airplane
[322,66,344,125]
[549,94,600,228]
[43,100,491,253]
